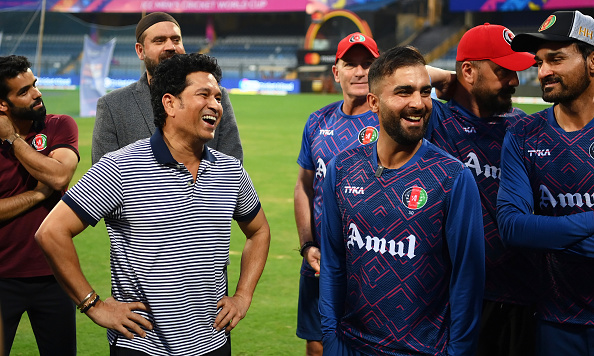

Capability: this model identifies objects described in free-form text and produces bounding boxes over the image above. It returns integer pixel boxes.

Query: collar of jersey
[372,139,429,172]
[150,129,217,165]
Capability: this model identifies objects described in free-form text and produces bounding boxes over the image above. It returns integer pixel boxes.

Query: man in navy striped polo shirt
[35,53,271,356]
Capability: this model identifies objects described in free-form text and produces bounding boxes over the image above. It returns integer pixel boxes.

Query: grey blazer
[92,72,243,164]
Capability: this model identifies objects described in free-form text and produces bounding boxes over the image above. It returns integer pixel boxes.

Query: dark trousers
[0,276,76,356]
[476,300,536,356]
[110,337,231,356]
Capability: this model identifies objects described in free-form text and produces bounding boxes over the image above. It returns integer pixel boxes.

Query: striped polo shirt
[63,129,261,355]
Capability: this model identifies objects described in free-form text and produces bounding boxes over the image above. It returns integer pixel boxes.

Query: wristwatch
[4,133,21,145]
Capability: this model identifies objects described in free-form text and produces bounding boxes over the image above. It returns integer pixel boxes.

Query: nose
[408,91,424,110]
[32,86,42,99]
[164,39,176,52]
[207,95,222,113]
[538,61,553,80]
[509,71,519,87]
[354,64,366,77]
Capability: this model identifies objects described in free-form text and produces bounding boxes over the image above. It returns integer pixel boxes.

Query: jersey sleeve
[319,157,347,341]
[62,156,123,227]
[497,130,594,251]
[424,98,445,140]
[296,117,315,171]
[445,168,485,356]
[233,166,261,222]
[49,115,79,159]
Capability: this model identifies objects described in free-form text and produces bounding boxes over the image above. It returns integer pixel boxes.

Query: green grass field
[9,90,550,355]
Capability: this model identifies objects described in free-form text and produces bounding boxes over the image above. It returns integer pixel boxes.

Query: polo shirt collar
[150,129,218,165]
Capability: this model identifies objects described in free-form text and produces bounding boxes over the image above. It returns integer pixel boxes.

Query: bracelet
[299,241,318,257]
[76,290,95,310]
[79,293,100,314]
[4,133,21,145]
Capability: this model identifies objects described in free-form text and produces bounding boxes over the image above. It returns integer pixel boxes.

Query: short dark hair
[0,55,31,101]
[368,46,426,94]
[574,41,594,62]
[150,53,222,129]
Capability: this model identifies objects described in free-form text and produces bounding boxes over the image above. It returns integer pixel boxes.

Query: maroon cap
[456,23,535,71]
[335,33,379,63]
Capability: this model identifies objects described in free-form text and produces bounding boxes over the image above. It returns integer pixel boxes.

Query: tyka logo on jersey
[528,149,551,157]
[344,186,364,195]
[347,223,416,259]
[319,129,334,136]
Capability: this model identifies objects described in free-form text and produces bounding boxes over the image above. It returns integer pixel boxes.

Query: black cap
[136,12,180,43]
[512,11,594,53]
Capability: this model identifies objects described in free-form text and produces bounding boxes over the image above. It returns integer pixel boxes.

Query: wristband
[299,241,318,257]
[79,293,100,313]
[4,133,21,145]
[77,290,95,310]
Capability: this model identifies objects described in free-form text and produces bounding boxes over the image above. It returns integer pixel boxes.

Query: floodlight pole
[35,0,47,77]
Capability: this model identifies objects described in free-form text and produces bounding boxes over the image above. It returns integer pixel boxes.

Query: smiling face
[369,64,432,147]
[0,68,46,122]
[164,71,222,144]
[136,21,185,76]
[332,45,376,101]
[534,42,592,105]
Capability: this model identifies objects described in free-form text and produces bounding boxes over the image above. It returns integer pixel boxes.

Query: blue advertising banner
[221,78,300,94]
[79,35,115,117]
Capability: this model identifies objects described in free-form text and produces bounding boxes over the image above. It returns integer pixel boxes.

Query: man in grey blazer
[92,12,243,165]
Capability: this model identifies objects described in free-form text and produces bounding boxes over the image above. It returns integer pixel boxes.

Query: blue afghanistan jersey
[320,140,485,356]
[426,99,541,305]
[297,100,379,277]
[498,106,594,326]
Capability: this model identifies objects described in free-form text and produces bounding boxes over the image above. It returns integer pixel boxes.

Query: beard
[144,52,178,76]
[10,98,46,122]
[381,104,430,147]
[472,75,515,116]
[540,63,590,104]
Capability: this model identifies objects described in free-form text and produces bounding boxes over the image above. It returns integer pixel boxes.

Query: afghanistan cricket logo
[589,142,594,160]
[402,186,428,210]
[32,134,47,151]
[358,126,378,145]
[539,15,556,32]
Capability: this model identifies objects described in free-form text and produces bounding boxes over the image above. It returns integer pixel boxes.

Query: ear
[0,99,9,115]
[135,43,145,60]
[460,61,476,85]
[332,64,340,83]
[162,93,176,117]
[588,52,594,77]
[367,92,379,114]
